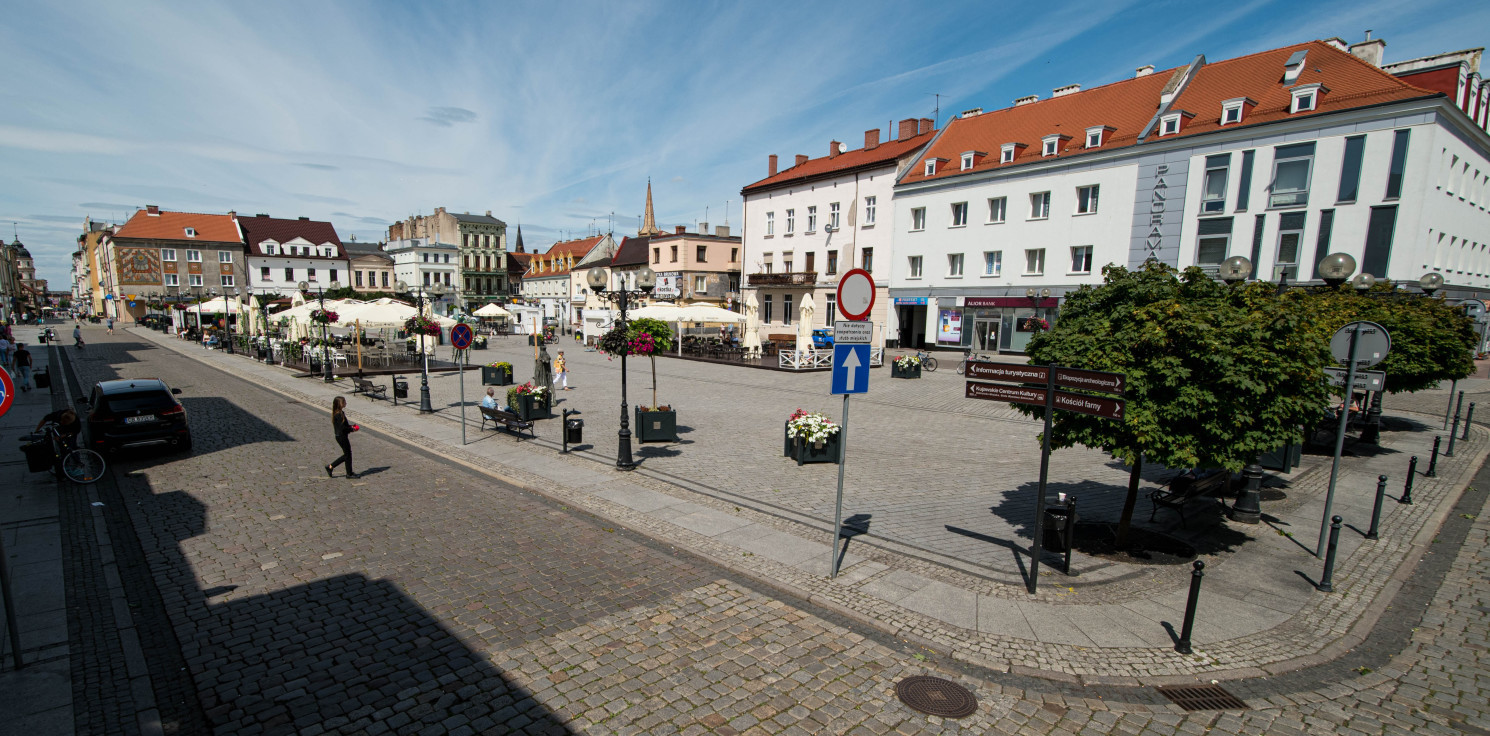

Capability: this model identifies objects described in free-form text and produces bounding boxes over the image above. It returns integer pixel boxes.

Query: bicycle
[955,350,998,375]
[19,422,107,484]
[912,349,938,372]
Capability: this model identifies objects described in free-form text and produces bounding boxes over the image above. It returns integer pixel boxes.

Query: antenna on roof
[930,93,943,129]
[724,200,729,226]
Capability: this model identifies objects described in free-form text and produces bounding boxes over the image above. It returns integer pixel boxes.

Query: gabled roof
[237,215,345,258]
[903,40,1439,185]
[742,129,938,193]
[523,235,605,279]
[451,212,506,226]
[114,209,240,243]
[610,236,650,267]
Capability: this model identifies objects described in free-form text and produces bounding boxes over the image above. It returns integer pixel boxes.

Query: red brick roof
[524,235,605,278]
[743,130,938,193]
[113,209,240,243]
[904,41,1440,185]
[236,215,345,258]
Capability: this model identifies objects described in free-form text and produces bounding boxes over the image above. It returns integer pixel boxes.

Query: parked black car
[80,379,191,455]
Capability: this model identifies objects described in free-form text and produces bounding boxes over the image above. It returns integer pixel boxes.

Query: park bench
[480,406,535,441]
[1148,468,1231,527]
[350,377,387,401]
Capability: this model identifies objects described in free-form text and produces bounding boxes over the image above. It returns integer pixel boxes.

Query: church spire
[515,225,525,253]
[639,178,661,236]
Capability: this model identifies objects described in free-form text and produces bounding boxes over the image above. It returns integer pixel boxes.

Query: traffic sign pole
[830,392,850,579]
[1320,326,1361,558]
[459,350,467,446]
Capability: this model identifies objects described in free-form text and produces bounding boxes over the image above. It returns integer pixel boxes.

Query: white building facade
[385,237,459,309]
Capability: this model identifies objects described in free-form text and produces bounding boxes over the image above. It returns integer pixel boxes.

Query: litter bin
[393,377,409,400]
[33,370,51,389]
[565,417,583,444]
[1042,501,1078,553]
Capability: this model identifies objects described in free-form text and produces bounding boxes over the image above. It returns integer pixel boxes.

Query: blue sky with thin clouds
[4,0,1487,287]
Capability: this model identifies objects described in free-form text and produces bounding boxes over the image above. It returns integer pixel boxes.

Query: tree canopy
[1294,281,1475,393]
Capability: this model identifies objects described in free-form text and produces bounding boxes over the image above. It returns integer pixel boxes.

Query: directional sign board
[836,269,876,321]
[966,381,1046,406]
[1330,321,1390,368]
[831,344,870,395]
[1323,367,1386,392]
[966,362,1049,384]
[833,320,873,344]
[1053,390,1125,420]
[449,323,474,350]
[1054,367,1126,395]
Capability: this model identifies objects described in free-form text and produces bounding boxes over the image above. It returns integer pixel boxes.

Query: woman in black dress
[325,396,358,478]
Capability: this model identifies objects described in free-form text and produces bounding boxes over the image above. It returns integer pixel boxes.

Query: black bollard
[1401,456,1417,505]
[1464,403,1476,440]
[1318,516,1342,592]
[1366,475,1387,540]
[1448,417,1460,457]
[1063,497,1078,576]
[1427,437,1441,477]
[1175,560,1205,654]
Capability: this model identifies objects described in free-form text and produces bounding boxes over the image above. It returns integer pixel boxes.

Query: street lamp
[587,264,657,469]
[299,280,342,382]
[1218,255,1252,285]
[1217,256,1267,523]
[395,279,447,413]
[1317,253,1357,287]
[224,287,240,355]
[1420,272,1443,296]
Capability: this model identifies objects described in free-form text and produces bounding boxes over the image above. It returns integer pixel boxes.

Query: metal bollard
[1366,475,1387,540]
[1448,417,1459,457]
[1427,436,1441,477]
[1318,516,1342,592]
[1175,560,1205,654]
[1401,456,1417,505]
[1464,403,1476,440]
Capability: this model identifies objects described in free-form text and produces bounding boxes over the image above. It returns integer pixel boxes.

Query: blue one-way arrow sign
[831,344,870,395]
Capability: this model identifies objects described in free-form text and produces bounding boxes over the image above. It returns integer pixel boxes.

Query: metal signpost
[450,323,474,445]
[1319,321,1390,558]
[0,367,22,668]
[827,271,874,579]
[965,360,1126,592]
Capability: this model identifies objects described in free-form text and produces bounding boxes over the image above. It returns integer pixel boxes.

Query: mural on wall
[116,247,162,286]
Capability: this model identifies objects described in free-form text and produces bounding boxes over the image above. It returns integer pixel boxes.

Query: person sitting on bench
[481,387,500,410]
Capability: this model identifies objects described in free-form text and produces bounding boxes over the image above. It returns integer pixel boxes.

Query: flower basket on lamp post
[597,317,677,443]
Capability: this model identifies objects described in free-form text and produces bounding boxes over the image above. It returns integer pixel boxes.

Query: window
[951,202,968,227]
[829,202,840,231]
[187,250,202,262]
[1221,97,1249,125]
[693,275,707,293]
[804,252,815,273]
[783,253,793,272]
[762,253,773,274]
[783,294,793,325]
[1086,130,1102,148]
[308,268,317,281]
[161,248,176,261]
[910,207,926,230]
[864,196,876,225]
[1385,129,1411,200]
[355,270,364,287]
[653,247,660,264]
[165,274,178,287]
[825,293,835,318]
[861,248,873,273]
[948,253,964,277]
[766,212,775,236]
[1042,139,1058,156]
[1070,246,1093,274]
[1270,143,1314,208]
[463,254,471,268]
[189,274,203,287]
[806,206,817,233]
[785,209,795,234]
[983,251,1002,276]
[264,244,275,256]
[1000,144,1016,163]
[670,245,678,262]
[1025,249,1046,275]
[1160,116,1180,136]
[826,250,838,275]
[261,266,271,281]
[987,197,1007,223]
[961,153,973,170]
[1338,135,1366,203]
[1274,212,1306,278]
[1196,218,1233,266]
[220,275,234,287]
[330,269,338,283]
[284,268,294,281]
[1237,150,1255,211]
[1076,185,1100,214]
[1290,85,1320,113]
[443,272,451,286]
[381,272,389,288]
[218,251,233,263]
[908,255,923,278]
[1029,192,1050,220]
[444,254,451,264]
[925,160,937,176]
[763,295,773,324]
[184,227,196,238]
[1203,154,1230,213]
[423,253,430,263]
[696,245,708,262]
[731,247,738,262]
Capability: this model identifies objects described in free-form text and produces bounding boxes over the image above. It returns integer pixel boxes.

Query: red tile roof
[113,209,241,243]
[742,129,939,193]
[236,215,345,258]
[904,41,1440,185]
[524,235,605,278]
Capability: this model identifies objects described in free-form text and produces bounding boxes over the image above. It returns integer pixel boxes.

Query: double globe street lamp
[299,280,342,382]
[223,286,240,355]
[395,280,448,413]
[586,264,657,469]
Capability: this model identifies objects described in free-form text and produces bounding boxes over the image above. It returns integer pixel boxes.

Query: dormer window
[1157,110,1195,137]
[1000,143,1026,163]
[1220,97,1255,125]
[1282,49,1307,84]
[1289,84,1326,114]
[1040,134,1071,157]
[959,151,985,171]
[923,158,948,176]
[1043,139,1058,156]
[184,227,196,238]
[1084,125,1115,148]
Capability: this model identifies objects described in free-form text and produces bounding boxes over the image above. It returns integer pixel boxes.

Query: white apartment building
[893,37,1490,353]
[740,120,938,348]
[238,214,349,297]
[518,234,611,332]
[385,237,459,310]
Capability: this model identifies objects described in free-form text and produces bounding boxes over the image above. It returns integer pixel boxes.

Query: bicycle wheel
[61,449,107,484]
[923,356,938,372]
[955,360,966,375]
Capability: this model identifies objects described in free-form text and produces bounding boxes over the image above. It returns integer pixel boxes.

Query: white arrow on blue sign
[831,344,870,395]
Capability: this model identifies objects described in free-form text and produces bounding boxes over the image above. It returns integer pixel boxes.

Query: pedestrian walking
[0,334,11,369]
[555,350,569,390]
[73,324,85,349]
[107,317,114,334]
[325,396,359,479]
[13,342,32,391]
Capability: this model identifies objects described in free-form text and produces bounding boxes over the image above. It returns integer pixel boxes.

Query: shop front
[936,296,1059,354]
[893,297,928,348]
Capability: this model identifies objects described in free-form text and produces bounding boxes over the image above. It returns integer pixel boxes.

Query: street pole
[1320,325,1361,558]
[419,289,433,413]
[617,289,634,469]
[1445,379,1457,430]
[459,348,467,445]
[829,392,850,579]
[1029,366,1055,593]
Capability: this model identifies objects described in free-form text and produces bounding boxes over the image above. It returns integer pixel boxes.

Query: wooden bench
[1149,469,1231,527]
[350,377,387,401]
[480,406,535,440]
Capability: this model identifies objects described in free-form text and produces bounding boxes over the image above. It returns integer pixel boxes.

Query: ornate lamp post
[396,280,447,413]
[224,287,240,354]
[299,280,342,382]
[1219,256,1266,523]
[587,265,656,469]
[1317,253,1357,288]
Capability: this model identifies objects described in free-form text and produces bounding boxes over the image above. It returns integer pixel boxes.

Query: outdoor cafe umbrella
[472,302,514,319]
[795,293,816,354]
[741,292,762,359]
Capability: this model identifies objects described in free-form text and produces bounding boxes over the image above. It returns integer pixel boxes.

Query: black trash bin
[1042,502,1078,553]
[564,417,583,444]
[393,378,409,400]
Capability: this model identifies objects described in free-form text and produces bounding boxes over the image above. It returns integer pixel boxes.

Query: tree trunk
[650,355,658,408]
[1116,454,1143,548]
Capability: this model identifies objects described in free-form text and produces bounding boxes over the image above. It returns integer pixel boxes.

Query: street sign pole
[830,392,850,579]
[1320,326,1361,558]
[459,350,467,445]
[1029,367,1056,593]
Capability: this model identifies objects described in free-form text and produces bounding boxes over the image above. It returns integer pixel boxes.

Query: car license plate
[125,415,156,424]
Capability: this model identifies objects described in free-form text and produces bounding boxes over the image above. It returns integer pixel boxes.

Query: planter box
[482,366,513,386]
[473,337,488,350]
[891,363,922,379]
[794,432,841,465]
[635,407,678,443]
[512,393,552,421]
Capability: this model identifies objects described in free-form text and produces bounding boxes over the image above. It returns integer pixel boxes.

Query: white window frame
[188,274,203,287]
[766,211,775,236]
[264,244,275,256]
[785,209,795,234]
[864,196,876,226]
[161,248,177,261]
[925,159,937,176]
[1075,185,1099,215]
[762,252,773,274]
[1000,145,1016,163]
[1159,114,1181,136]
[218,251,233,263]
[1270,151,1314,208]
[910,207,927,231]
[950,202,968,227]
[1042,138,1058,157]
[948,253,964,277]
[1024,248,1046,276]
[1221,100,1245,125]
[221,275,235,287]
[987,197,1007,224]
[983,251,1002,277]
[829,202,840,231]
[806,206,817,233]
[908,255,923,279]
[1203,159,1229,213]
[1085,126,1106,148]
[165,274,179,287]
[1290,85,1322,114]
[1029,192,1051,220]
[1070,246,1093,274]
[184,227,197,238]
[961,152,973,170]
[1197,232,1231,267]
[1274,222,1304,278]
[186,249,202,263]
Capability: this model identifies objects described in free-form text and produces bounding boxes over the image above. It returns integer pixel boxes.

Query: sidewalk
[125,327,1488,686]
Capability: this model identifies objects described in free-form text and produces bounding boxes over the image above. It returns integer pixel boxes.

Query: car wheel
[178,436,193,453]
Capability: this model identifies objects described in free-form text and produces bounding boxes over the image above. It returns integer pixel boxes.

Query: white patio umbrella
[195,296,247,313]
[673,304,745,322]
[473,303,514,318]
[741,292,762,358]
[796,293,816,354]
[626,303,686,320]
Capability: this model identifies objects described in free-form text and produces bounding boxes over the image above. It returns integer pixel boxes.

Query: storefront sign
[936,309,962,343]
[893,297,928,305]
[964,297,1058,308]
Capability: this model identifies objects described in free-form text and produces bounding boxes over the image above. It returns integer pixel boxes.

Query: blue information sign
[449,323,474,350]
[830,344,870,395]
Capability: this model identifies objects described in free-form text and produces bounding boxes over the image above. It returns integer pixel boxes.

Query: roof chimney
[675,226,686,234]
[256,213,269,218]
[227,210,236,218]
[864,129,880,150]
[829,140,841,158]
[486,210,492,217]
[898,118,917,141]
[959,108,983,118]
[1135,65,1154,78]
[769,154,779,176]
[795,154,808,167]
[1014,95,1038,106]
[714,225,730,237]
[918,118,933,135]
[1349,35,1386,67]
[1052,84,1081,97]
[146,205,160,215]
[699,221,709,234]
[298,216,310,221]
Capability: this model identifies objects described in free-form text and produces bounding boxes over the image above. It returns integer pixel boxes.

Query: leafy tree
[596,317,674,409]
[1018,262,1333,543]
[1295,282,1475,393]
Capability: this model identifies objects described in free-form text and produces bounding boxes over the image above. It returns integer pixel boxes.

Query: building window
[653,247,660,264]
[861,247,873,273]
[221,275,235,287]
[464,254,470,268]
[1338,135,1366,203]
[829,202,840,231]
[951,202,968,227]
[189,274,203,287]
[762,252,773,274]
[381,272,389,288]
[284,268,294,281]
[670,245,678,262]
[263,245,275,256]
[1086,126,1106,147]
[1196,217,1233,266]
[987,197,1007,223]
[1221,98,1248,125]
[864,196,876,225]
[1000,144,1016,163]
[1290,86,1320,113]
[783,294,793,325]
[908,256,923,278]
[961,153,974,170]
[1025,249,1046,275]
[807,206,817,233]
[696,245,708,262]
[1042,139,1058,156]
[983,251,1002,276]
[165,274,179,287]
[826,250,838,275]
[423,253,429,263]
[763,295,773,324]
[1203,154,1230,213]
[184,227,196,238]
[1029,192,1050,220]
[731,247,738,262]
[766,211,775,236]
[1160,116,1180,136]
[261,266,271,282]
[825,293,835,317]
[1274,213,1306,278]
[1269,143,1314,207]
[187,250,202,262]
[1237,150,1256,211]
[1070,246,1093,274]
[161,248,176,261]
[1385,129,1411,200]
[948,253,964,277]
[804,252,815,273]
[925,160,937,176]
[218,251,233,263]
[783,253,793,272]
[910,207,926,231]
[308,268,317,281]
[330,268,338,283]
[444,254,451,264]
[693,275,707,293]
[1076,185,1100,214]
[785,209,795,234]
[355,270,364,287]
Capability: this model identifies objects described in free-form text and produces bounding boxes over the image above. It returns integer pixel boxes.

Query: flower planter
[512,393,552,421]
[783,422,794,458]
[634,407,678,443]
[482,366,513,386]
[794,432,841,465]
[891,363,922,379]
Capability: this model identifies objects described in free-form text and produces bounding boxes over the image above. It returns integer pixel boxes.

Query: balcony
[747,271,817,287]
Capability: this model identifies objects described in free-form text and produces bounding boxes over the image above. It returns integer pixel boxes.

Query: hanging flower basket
[404,314,441,336]
[310,309,338,325]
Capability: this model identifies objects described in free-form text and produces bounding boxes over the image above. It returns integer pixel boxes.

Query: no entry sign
[836,269,875,321]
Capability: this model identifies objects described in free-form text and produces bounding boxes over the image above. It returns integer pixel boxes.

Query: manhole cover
[1156,684,1248,711]
[895,675,977,718]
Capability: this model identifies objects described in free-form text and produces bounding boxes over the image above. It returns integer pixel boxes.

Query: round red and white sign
[836,268,875,321]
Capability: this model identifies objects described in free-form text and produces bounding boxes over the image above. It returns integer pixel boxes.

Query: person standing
[555,350,569,390]
[0,334,11,369]
[13,342,32,391]
[106,317,114,334]
[73,324,84,348]
[325,396,359,479]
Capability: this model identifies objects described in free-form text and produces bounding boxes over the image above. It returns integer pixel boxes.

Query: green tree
[1296,282,1474,393]
[1018,263,1333,544]
[597,317,674,409]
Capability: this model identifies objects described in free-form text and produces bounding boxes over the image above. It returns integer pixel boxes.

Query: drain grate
[895,675,977,719]
[1156,684,1249,711]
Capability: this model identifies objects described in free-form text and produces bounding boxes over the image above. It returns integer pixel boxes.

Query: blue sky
[4,0,1488,287]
